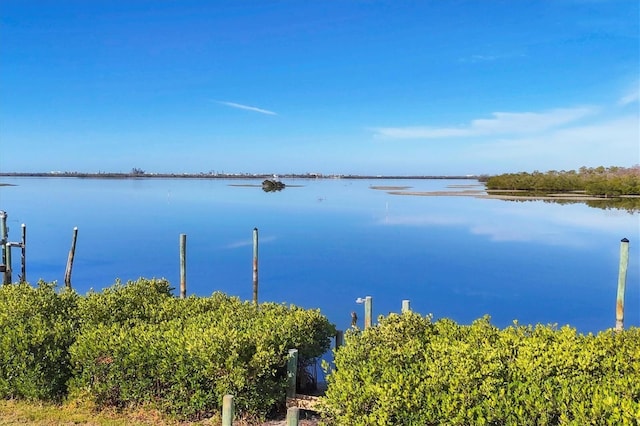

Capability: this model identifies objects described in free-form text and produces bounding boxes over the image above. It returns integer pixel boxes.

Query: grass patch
[0,399,220,425]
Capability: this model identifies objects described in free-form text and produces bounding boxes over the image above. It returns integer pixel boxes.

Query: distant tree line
[483,166,640,196]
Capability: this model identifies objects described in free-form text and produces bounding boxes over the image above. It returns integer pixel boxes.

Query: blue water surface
[1,176,638,334]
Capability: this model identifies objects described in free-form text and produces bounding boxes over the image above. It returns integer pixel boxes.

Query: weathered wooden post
[0,211,7,284]
[364,296,372,328]
[402,299,411,313]
[615,238,629,331]
[253,227,259,305]
[20,224,26,283]
[287,349,298,398]
[335,330,344,348]
[222,394,234,426]
[287,406,300,426]
[4,242,11,283]
[64,227,78,289]
[179,234,187,298]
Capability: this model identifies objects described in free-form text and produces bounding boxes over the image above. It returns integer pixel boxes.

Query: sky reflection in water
[0,177,638,334]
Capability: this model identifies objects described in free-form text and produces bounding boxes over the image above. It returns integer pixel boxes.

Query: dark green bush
[321,313,640,425]
[0,281,79,400]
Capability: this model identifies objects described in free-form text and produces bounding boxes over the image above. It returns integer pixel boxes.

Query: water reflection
[0,177,637,334]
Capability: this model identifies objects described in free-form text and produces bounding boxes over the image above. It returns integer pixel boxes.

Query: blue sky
[1,1,638,175]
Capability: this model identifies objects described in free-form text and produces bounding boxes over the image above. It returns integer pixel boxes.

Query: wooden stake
[253,227,259,305]
[21,224,26,283]
[221,394,234,426]
[287,406,300,426]
[287,349,298,398]
[615,238,629,331]
[64,227,78,289]
[179,234,187,299]
[364,296,372,328]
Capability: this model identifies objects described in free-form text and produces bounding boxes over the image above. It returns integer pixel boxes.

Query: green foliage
[0,278,335,421]
[485,166,640,196]
[0,281,80,401]
[68,279,335,420]
[321,313,640,425]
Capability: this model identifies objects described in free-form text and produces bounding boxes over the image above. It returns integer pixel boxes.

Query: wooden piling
[364,296,372,328]
[221,394,234,426]
[179,234,187,298]
[20,224,26,283]
[64,227,78,289]
[615,238,629,331]
[253,227,259,305]
[402,299,411,313]
[0,211,7,284]
[335,330,344,348]
[287,406,300,426]
[5,242,11,283]
[287,349,298,398]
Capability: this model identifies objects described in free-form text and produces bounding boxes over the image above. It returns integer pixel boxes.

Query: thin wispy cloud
[618,86,639,106]
[225,235,276,249]
[216,100,277,115]
[373,107,597,139]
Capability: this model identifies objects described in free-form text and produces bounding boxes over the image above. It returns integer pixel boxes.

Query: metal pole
[615,238,629,331]
[402,299,411,313]
[221,394,234,426]
[21,224,26,283]
[179,234,187,299]
[287,349,298,398]
[64,227,78,289]
[253,227,259,305]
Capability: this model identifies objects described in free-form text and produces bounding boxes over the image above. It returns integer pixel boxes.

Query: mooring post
[615,238,629,331]
[179,234,187,298]
[64,227,78,289]
[221,394,234,426]
[4,242,11,283]
[287,349,298,398]
[335,330,344,348]
[402,299,411,313]
[287,406,300,426]
[253,227,259,305]
[0,211,7,284]
[20,224,26,283]
[364,296,373,328]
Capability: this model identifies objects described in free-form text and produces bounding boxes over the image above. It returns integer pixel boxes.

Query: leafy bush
[0,281,79,400]
[68,279,336,420]
[321,313,640,425]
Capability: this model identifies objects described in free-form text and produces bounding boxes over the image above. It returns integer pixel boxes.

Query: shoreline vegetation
[2,166,639,211]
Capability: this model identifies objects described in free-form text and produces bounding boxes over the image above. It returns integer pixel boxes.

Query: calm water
[1,176,638,334]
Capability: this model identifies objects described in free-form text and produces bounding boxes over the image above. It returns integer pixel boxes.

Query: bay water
[1,176,638,334]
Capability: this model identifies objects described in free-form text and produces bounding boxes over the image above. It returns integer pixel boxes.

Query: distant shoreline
[0,172,482,180]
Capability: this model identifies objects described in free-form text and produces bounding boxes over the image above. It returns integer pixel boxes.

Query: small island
[261,179,286,192]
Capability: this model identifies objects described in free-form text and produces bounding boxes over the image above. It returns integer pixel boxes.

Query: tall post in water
[5,242,11,283]
[253,227,259,305]
[615,238,629,331]
[20,224,26,283]
[364,296,373,329]
[0,211,7,284]
[64,227,78,289]
[179,234,187,299]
